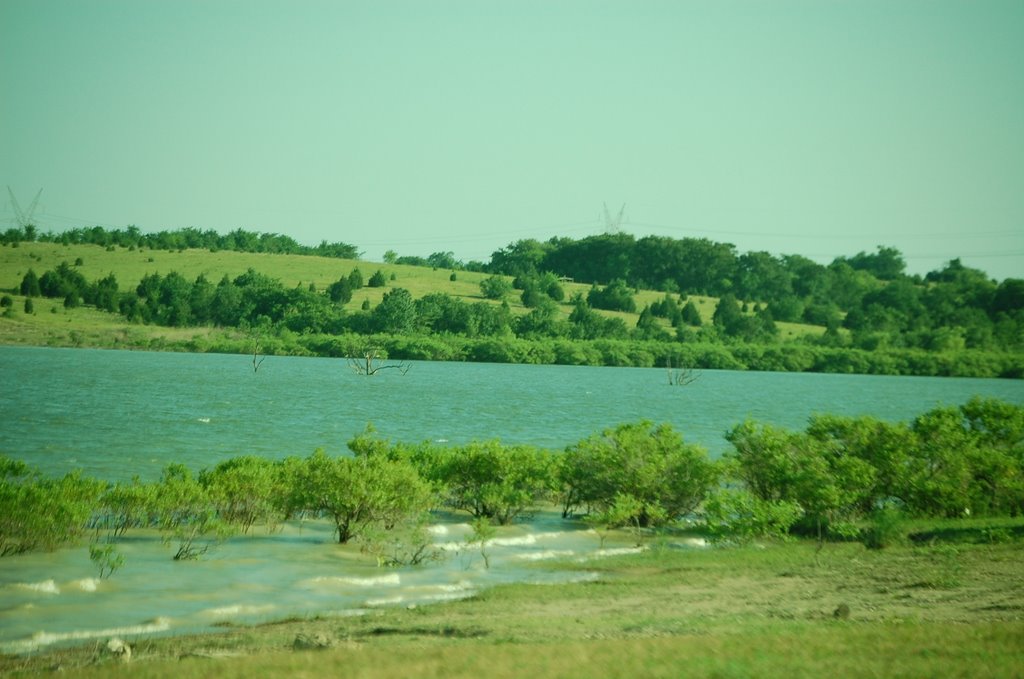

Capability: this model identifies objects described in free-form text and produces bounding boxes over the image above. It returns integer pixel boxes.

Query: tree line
[3,398,1021,574]
[1,224,360,260]
[488,235,1024,354]
[7,224,1022,354]
[15,259,1023,378]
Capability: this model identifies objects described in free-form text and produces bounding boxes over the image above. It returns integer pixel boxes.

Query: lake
[3,346,1022,481]
[1,346,1021,653]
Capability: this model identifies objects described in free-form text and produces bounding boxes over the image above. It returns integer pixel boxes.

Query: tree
[373,288,417,334]
[19,269,41,297]
[327,276,354,304]
[288,450,433,544]
[347,346,410,375]
[680,299,702,326]
[427,251,461,269]
[468,516,497,568]
[413,293,469,335]
[516,298,564,339]
[584,492,665,546]
[712,294,745,333]
[520,284,545,308]
[724,420,801,503]
[189,274,215,324]
[587,279,636,312]
[899,402,1024,517]
[542,233,635,285]
[837,245,906,280]
[39,261,88,300]
[734,251,793,302]
[200,456,287,534]
[805,414,913,513]
[0,457,103,557]
[156,271,193,326]
[211,275,243,326]
[152,463,233,560]
[433,441,555,525]
[480,275,513,300]
[635,306,670,341]
[87,273,120,313]
[368,270,388,288]
[489,238,551,278]
[98,477,157,538]
[725,421,875,544]
[361,512,443,567]
[560,421,718,526]
[701,488,802,545]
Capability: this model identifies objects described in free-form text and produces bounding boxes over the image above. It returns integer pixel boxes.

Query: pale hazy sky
[2,0,1022,280]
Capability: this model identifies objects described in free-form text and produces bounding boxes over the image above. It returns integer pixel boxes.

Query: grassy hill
[0,242,826,352]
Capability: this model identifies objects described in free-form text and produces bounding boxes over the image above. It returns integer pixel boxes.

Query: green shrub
[860,506,907,549]
[702,488,802,545]
[560,421,719,526]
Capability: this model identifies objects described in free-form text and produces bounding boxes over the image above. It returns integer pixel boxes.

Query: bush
[587,279,636,312]
[480,275,512,300]
[860,506,906,549]
[702,488,802,545]
[560,421,719,526]
[286,449,432,543]
[0,458,104,556]
[434,441,555,524]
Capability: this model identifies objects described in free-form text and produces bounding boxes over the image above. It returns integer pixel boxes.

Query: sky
[2,0,1022,281]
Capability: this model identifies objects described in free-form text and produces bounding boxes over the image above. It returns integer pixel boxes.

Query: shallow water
[0,512,636,654]
[0,346,1021,652]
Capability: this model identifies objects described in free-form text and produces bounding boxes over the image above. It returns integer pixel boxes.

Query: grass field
[3,521,1022,678]
[0,242,827,352]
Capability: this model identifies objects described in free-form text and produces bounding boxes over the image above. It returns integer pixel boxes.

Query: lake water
[3,346,1022,480]
[1,346,1021,653]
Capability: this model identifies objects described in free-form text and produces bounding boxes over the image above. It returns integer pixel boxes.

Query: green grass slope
[0,242,828,351]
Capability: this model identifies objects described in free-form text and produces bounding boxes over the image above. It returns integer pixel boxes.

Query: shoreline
[3,532,1023,677]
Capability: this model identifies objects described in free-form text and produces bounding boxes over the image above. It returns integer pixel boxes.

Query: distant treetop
[1,224,361,261]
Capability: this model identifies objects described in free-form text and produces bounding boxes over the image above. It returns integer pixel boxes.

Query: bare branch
[348,347,410,376]
[251,337,267,373]
[666,357,699,386]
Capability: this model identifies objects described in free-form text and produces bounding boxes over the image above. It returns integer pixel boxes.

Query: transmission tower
[7,187,43,229]
[602,202,626,233]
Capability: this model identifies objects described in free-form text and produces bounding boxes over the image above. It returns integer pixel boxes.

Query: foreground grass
[4,528,1023,678]
[48,623,1024,679]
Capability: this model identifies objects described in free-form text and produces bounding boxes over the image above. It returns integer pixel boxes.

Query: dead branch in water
[666,357,699,386]
[251,337,267,373]
[348,347,410,376]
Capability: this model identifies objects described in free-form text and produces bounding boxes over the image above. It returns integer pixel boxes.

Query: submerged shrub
[0,457,104,557]
[287,449,433,544]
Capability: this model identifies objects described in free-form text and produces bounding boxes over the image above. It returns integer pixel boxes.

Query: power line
[627,220,1021,240]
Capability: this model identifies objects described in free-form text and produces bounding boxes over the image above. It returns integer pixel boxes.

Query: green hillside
[1,238,1020,378]
[0,241,801,342]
